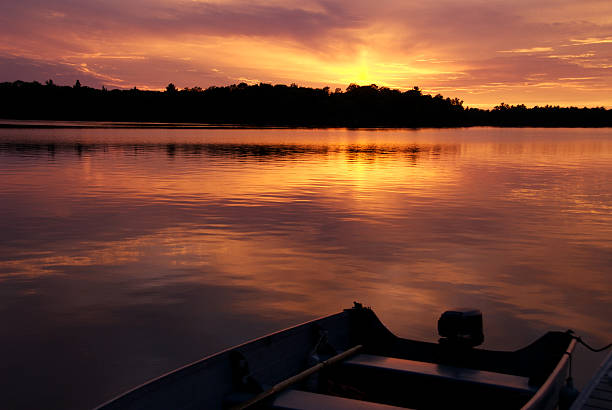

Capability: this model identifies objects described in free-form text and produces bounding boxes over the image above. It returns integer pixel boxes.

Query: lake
[0,124,611,409]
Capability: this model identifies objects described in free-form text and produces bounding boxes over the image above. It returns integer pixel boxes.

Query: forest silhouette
[1,80,610,127]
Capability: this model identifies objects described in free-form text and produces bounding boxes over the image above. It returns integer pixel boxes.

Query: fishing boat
[96,303,576,409]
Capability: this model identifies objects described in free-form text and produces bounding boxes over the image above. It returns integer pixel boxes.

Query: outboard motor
[438,309,484,348]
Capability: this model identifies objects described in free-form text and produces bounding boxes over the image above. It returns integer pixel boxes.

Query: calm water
[1,125,611,409]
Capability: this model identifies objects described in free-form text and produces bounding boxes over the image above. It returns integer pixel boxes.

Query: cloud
[0,55,105,87]
[498,47,554,54]
[570,36,612,45]
[1,0,363,47]
[0,53,241,89]
[0,0,611,105]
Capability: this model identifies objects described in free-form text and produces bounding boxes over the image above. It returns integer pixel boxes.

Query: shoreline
[1,119,611,130]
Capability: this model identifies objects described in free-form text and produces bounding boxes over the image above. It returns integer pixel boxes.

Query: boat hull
[96,305,575,410]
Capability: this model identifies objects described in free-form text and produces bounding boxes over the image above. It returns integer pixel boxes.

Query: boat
[96,303,576,409]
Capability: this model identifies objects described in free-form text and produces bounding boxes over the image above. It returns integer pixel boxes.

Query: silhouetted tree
[494,102,510,111]
[0,80,610,127]
[165,83,177,93]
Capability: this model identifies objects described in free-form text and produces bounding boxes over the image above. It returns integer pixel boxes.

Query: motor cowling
[438,309,484,348]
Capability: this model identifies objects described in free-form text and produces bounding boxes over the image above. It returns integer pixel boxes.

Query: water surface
[0,126,611,409]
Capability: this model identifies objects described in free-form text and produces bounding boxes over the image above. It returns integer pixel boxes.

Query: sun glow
[1,0,612,106]
[356,50,371,84]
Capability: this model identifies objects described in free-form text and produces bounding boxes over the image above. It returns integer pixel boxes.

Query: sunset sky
[1,0,611,107]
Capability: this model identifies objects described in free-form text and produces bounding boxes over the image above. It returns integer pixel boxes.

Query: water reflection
[0,127,611,409]
[0,141,447,159]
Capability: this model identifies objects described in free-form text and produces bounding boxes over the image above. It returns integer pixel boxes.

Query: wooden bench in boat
[342,354,537,395]
[272,389,406,410]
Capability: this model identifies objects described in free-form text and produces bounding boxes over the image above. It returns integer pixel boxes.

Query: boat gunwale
[94,310,349,410]
[520,337,577,410]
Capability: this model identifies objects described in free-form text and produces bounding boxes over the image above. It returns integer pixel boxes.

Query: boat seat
[272,389,407,410]
[343,354,536,395]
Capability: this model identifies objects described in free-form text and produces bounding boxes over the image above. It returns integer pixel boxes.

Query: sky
[1,0,611,108]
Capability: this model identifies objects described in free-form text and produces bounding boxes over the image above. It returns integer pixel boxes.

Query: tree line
[1,80,610,127]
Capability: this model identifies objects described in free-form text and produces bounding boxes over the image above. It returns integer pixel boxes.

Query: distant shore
[1,119,610,131]
[2,81,611,128]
